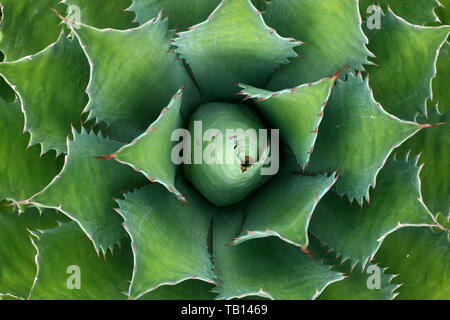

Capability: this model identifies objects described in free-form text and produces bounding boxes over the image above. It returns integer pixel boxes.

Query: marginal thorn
[331,64,349,80]
[93,153,115,160]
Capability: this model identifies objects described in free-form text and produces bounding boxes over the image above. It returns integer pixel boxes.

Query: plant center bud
[183,102,273,206]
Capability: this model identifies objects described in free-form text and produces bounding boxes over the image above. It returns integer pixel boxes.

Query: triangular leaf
[30,129,148,253]
[69,15,200,129]
[109,89,185,200]
[116,178,216,300]
[307,73,421,204]
[264,0,372,89]
[230,171,337,249]
[0,32,89,154]
[364,9,450,120]
[310,154,438,270]
[174,0,298,101]
[239,75,336,168]
[213,210,344,300]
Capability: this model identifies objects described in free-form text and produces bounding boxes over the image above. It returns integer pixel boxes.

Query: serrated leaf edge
[229,172,338,249]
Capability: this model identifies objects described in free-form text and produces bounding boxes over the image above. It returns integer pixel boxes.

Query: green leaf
[436,0,450,25]
[374,227,450,299]
[0,0,62,61]
[308,237,398,300]
[110,89,185,200]
[30,129,147,253]
[0,32,89,154]
[359,0,441,25]
[139,280,216,300]
[69,15,200,129]
[307,73,421,204]
[105,124,144,144]
[251,0,267,11]
[173,0,298,101]
[30,222,133,299]
[264,0,372,90]
[116,178,216,300]
[129,0,268,30]
[318,263,397,300]
[230,171,337,249]
[0,206,62,299]
[431,41,450,113]
[0,97,63,202]
[213,210,344,300]
[62,0,137,29]
[0,68,16,102]
[130,0,220,30]
[239,75,336,168]
[364,9,450,120]
[310,154,437,270]
[396,108,449,217]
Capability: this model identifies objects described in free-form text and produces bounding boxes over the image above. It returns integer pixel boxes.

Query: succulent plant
[0,0,448,300]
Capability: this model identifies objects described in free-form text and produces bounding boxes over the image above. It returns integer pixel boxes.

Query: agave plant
[0,0,448,301]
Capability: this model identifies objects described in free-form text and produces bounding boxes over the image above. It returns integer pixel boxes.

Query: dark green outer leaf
[436,0,450,25]
[30,222,133,299]
[374,227,450,299]
[0,97,63,202]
